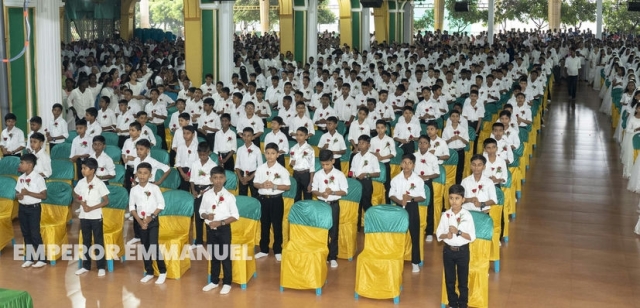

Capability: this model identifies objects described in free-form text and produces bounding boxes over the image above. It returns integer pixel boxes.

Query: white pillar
[403,2,412,44]
[361,7,370,52]
[36,0,63,128]
[307,0,318,62]
[487,0,495,45]
[140,0,150,28]
[219,1,235,87]
[596,0,603,39]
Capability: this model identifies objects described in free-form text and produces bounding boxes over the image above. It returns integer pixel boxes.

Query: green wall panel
[201,10,215,80]
[293,11,306,64]
[351,12,360,51]
[7,7,36,132]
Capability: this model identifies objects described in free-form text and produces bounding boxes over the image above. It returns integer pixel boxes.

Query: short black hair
[265,142,279,152]
[76,119,88,127]
[4,113,16,121]
[319,149,333,162]
[242,127,254,135]
[129,121,142,131]
[93,135,106,144]
[210,166,225,176]
[448,184,465,197]
[470,154,486,165]
[83,157,99,171]
[136,139,151,149]
[29,116,42,125]
[183,125,196,133]
[492,122,505,130]
[204,97,215,106]
[220,113,231,121]
[358,134,371,143]
[86,107,98,118]
[402,153,416,163]
[271,116,284,126]
[297,126,309,135]
[483,137,497,148]
[197,141,210,153]
[326,116,338,124]
[30,132,45,142]
[137,162,152,172]
[20,153,37,166]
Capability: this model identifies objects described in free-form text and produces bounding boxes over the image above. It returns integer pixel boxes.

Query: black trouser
[293,170,312,201]
[424,180,436,235]
[567,75,578,99]
[141,219,166,275]
[19,204,44,262]
[124,166,135,193]
[204,133,215,151]
[178,167,190,191]
[80,218,106,270]
[332,157,342,172]
[400,201,421,264]
[454,148,465,184]
[258,195,284,254]
[118,135,128,149]
[49,142,61,152]
[252,137,260,148]
[400,142,415,159]
[208,224,232,285]
[326,200,340,261]
[218,152,235,172]
[75,158,85,180]
[317,127,327,135]
[238,170,257,197]
[383,162,391,204]
[282,127,294,141]
[356,178,373,229]
[193,185,209,246]
[156,123,167,150]
[169,149,176,166]
[444,244,470,308]
[468,121,479,155]
[133,213,141,239]
[276,155,285,167]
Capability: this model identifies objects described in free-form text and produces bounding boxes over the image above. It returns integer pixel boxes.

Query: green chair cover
[364,205,409,234]
[418,184,431,207]
[145,123,158,135]
[65,130,78,143]
[496,188,504,206]
[225,170,238,190]
[114,164,125,185]
[160,190,194,217]
[308,133,322,147]
[344,178,362,203]
[106,185,128,210]
[105,145,122,164]
[288,200,333,229]
[434,165,446,185]
[0,176,16,199]
[50,159,75,181]
[236,195,261,220]
[633,134,640,150]
[101,132,119,146]
[0,156,20,176]
[209,153,220,165]
[260,128,272,142]
[51,143,72,160]
[469,211,493,241]
[152,134,163,149]
[42,182,73,206]
[151,149,170,165]
[283,176,297,199]
[390,146,404,166]
[155,168,181,190]
[443,148,458,166]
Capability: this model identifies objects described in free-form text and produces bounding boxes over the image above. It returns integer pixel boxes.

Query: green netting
[469,211,493,241]
[364,205,409,234]
[50,159,74,181]
[443,148,458,166]
[0,156,20,176]
[43,182,73,206]
[288,200,332,229]
[236,195,261,220]
[344,178,361,202]
[160,190,194,217]
[106,185,128,210]
[418,184,431,207]
[0,176,16,199]
[283,176,297,199]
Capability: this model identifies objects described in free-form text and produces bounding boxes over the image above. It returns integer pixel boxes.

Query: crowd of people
[2,27,599,306]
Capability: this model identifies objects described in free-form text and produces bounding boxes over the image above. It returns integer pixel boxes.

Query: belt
[324,200,339,205]
[20,203,41,208]
[260,194,283,199]
[194,184,210,190]
[293,170,310,173]
[445,243,469,252]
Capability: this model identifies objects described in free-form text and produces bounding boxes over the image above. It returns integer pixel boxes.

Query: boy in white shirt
[461,154,497,213]
[235,127,263,197]
[90,136,115,185]
[490,123,514,164]
[130,162,167,285]
[312,94,337,134]
[318,117,347,171]
[513,93,533,128]
[311,149,349,268]
[70,119,93,180]
[97,96,117,132]
[393,106,421,155]
[389,153,426,272]
[414,135,440,242]
[122,122,147,192]
[169,99,187,133]
[263,117,289,166]
[370,120,396,204]
[73,158,110,277]
[349,135,380,230]
[16,154,48,268]
[482,138,508,186]
[1,113,25,157]
[115,100,135,148]
[288,102,315,138]
[145,88,168,149]
[200,166,239,295]
[442,110,468,183]
[29,133,52,179]
[85,108,103,138]
[289,127,315,201]
[348,108,371,151]
[253,143,292,262]
[26,117,46,153]
[175,125,199,191]
[198,98,221,150]
[213,114,237,171]
[253,89,272,124]
[47,104,69,151]
[136,112,157,147]
[190,142,217,249]
[236,101,265,147]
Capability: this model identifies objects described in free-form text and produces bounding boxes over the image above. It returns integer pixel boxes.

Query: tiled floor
[2,81,640,307]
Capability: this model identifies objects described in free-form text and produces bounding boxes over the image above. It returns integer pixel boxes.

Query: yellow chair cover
[355,205,409,302]
[489,206,503,265]
[338,199,359,260]
[40,182,72,262]
[441,211,493,308]
[508,167,522,198]
[0,198,14,252]
[165,127,173,150]
[433,165,447,231]
[280,201,332,292]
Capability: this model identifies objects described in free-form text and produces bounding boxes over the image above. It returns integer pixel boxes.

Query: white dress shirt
[121,135,148,167]
[288,115,315,136]
[70,134,93,158]
[74,176,109,219]
[318,131,347,159]
[289,142,315,171]
[213,129,237,154]
[429,136,450,164]
[460,174,498,212]
[198,111,222,133]
[0,127,25,152]
[442,124,469,150]
[254,162,292,195]
[47,116,69,144]
[393,119,421,141]
[190,158,217,186]
[413,150,440,178]
[145,100,168,125]
[333,94,357,122]
[128,182,165,217]
[199,188,239,224]
[350,151,380,177]
[175,139,199,168]
[91,151,116,179]
[483,155,508,183]
[312,167,349,202]
[87,120,103,138]
[370,135,396,163]
[133,155,170,181]
[234,143,263,173]
[115,111,136,136]
[348,120,371,144]
[237,114,265,135]
[15,172,46,205]
[263,130,289,155]
[33,148,52,178]
[436,208,476,246]
[312,106,337,129]
[389,172,427,203]
[98,108,117,130]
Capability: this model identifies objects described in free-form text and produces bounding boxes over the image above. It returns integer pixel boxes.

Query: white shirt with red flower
[97,108,117,130]
[121,135,150,167]
[312,106,337,129]
[290,142,315,172]
[350,151,380,178]
[483,155,508,184]
[413,150,440,178]
[234,143,263,173]
[90,151,116,178]
[436,208,476,246]
[263,130,289,156]
[389,172,426,204]
[236,114,265,135]
[174,138,199,168]
[393,120,421,143]
[429,136,450,165]
[213,128,237,155]
[199,187,239,225]
[289,115,315,136]
[254,162,292,195]
[348,120,371,145]
[129,182,165,218]
[370,135,396,163]
[318,131,347,159]
[15,171,46,205]
[442,123,470,150]
[70,134,92,158]
[74,176,109,220]
[460,174,498,212]
[47,116,69,144]
[86,120,103,139]
[333,94,357,122]
[311,167,348,202]
[0,126,25,152]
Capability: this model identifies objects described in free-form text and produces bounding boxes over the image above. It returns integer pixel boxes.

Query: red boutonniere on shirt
[100,167,104,172]
[247,148,253,154]
[304,123,309,128]
[144,191,151,199]
[290,151,295,156]
[302,151,309,157]
[125,118,130,123]
[126,149,130,154]
[54,122,59,127]
[409,183,416,191]
[421,159,427,164]
[346,104,351,108]
[102,115,107,119]
[376,149,380,153]
[328,176,336,184]
[326,138,331,143]
[454,131,460,135]
[173,124,177,128]
[274,173,281,180]
[198,170,206,177]
[473,106,478,111]
[2,137,5,141]
[8,133,13,139]
[491,167,495,171]
[420,170,425,176]
[81,141,88,147]
[521,111,525,116]
[279,139,283,144]
[478,185,483,191]
[88,184,93,192]
[78,195,83,201]
[227,136,233,142]
[502,146,507,152]
[435,142,440,147]
[140,211,146,218]
[472,188,477,194]
[188,149,192,154]
[496,167,502,173]
[363,160,369,167]
[143,131,148,135]
[25,179,31,186]
[506,131,511,136]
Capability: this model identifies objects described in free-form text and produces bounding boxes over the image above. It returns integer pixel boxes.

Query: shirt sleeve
[228,194,240,220]
[154,185,165,210]
[463,212,476,242]
[435,212,449,242]
[487,181,498,204]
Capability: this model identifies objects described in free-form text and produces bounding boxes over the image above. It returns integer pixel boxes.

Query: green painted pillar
[350,0,361,51]
[293,0,307,64]
[388,0,397,43]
